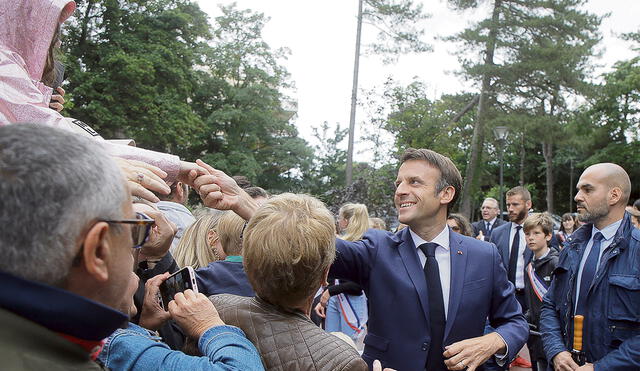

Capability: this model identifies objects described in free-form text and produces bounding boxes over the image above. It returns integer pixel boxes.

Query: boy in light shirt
[523,213,559,371]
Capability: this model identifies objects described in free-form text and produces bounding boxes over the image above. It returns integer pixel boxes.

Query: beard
[577,202,609,224]
[509,208,528,223]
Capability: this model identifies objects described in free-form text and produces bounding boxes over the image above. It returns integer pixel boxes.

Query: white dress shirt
[508,222,527,289]
[574,219,622,312]
[410,226,451,319]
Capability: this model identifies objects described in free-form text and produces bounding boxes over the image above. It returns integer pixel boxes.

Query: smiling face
[394,160,449,229]
[562,217,575,232]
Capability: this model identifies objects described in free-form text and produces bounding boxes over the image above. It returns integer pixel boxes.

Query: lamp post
[494,126,509,220]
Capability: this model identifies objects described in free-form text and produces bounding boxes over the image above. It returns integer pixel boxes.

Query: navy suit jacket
[472,218,507,241]
[489,222,533,271]
[331,228,528,371]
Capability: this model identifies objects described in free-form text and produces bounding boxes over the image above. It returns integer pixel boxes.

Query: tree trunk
[79,0,96,51]
[346,0,364,186]
[459,0,502,218]
[542,140,554,214]
[519,125,525,186]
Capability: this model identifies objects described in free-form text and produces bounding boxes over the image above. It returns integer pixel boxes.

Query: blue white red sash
[526,262,549,302]
[336,293,366,334]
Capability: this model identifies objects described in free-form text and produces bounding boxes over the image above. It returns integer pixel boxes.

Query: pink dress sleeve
[0,49,181,182]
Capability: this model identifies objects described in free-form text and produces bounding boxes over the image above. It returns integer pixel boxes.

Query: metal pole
[499,141,505,220]
[346,0,363,186]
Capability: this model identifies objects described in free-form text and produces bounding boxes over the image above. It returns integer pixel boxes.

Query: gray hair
[0,124,127,286]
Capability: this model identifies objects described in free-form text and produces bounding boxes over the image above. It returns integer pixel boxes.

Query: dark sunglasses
[101,212,154,249]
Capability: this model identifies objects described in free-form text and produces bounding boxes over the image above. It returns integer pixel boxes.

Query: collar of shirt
[511,221,524,230]
[224,255,243,262]
[533,248,550,261]
[409,225,450,251]
[591,219,622,242]
[486,217,497,225]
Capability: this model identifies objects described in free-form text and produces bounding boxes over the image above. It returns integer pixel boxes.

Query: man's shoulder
[472,220,484,229]
[491,221,511,238]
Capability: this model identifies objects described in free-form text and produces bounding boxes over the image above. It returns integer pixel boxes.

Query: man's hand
[443,332,506,370]
[139,273,171,330]
[476,230,484,241]
[373,360,397,371]
[139,209,177,261]
[190,159,258,220]
[177,160,207,188]
[168,290,226,338]
[114,158,170,203]
[552,351,580,371]
[576,364,593,371]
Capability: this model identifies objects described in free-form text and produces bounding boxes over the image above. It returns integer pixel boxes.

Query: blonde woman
[173,212,225,269]
[316,203,369,343]
[196,212,255,297]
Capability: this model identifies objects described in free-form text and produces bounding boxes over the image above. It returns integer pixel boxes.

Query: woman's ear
[207,229,218,247]
[81,222,111,282]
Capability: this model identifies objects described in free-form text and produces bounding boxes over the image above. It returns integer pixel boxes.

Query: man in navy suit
[191,149,529,371]
[489,186,534,312]
[472,198,507,241]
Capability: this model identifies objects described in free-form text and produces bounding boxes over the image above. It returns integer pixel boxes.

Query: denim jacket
[539,213,640,370]
[98,322,264,370]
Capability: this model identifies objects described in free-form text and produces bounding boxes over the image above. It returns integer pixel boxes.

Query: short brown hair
[523,212,554,235]
[243,193,336,309]
[400,148,462,212]
[506,186,531,201]
[218,212,246,256]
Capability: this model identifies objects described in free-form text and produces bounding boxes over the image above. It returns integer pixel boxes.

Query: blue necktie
[485,222,492,237]
[576,232,604,315]
[419,243,446,371]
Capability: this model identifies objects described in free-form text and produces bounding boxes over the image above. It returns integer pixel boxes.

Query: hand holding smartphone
[158,266,198,311]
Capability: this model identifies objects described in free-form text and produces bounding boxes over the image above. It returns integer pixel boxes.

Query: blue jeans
[325,293,368,341]
[99,322,264,370]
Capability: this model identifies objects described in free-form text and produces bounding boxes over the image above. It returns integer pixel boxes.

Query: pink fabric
[0,0,181,181]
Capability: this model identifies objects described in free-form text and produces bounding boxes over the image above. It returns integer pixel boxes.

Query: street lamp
[493,126,509,220]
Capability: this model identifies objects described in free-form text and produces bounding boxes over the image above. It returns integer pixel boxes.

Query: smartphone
[158,266,198,310]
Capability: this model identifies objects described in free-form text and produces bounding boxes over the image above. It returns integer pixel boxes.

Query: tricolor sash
[526,262,549,302]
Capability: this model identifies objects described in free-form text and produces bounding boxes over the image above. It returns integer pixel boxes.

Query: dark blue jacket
[539,213,640,370]
[332,228,528,371]
[490,222,534,271]
[196,258,254,297]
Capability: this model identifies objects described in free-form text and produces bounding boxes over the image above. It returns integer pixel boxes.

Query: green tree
[64,0,211,154]
[346,0,431,185]
[189,4,313,191]
[447,0,601,215]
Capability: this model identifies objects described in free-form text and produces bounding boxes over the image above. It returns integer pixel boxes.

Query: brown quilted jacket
[210,294,368,371]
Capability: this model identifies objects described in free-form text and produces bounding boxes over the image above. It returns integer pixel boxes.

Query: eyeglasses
[101,212,154,249]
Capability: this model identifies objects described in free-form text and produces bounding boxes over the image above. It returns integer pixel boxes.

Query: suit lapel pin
[457,250,463,255]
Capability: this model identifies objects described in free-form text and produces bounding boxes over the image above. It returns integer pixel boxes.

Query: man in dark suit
[473,198,506,241]
[191,149,529,371]
[489,186,534,312]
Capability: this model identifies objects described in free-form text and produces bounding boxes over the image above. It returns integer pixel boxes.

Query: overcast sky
[195,1,640,161]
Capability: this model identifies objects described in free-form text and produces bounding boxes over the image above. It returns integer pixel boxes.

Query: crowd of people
[1,1,639,371]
